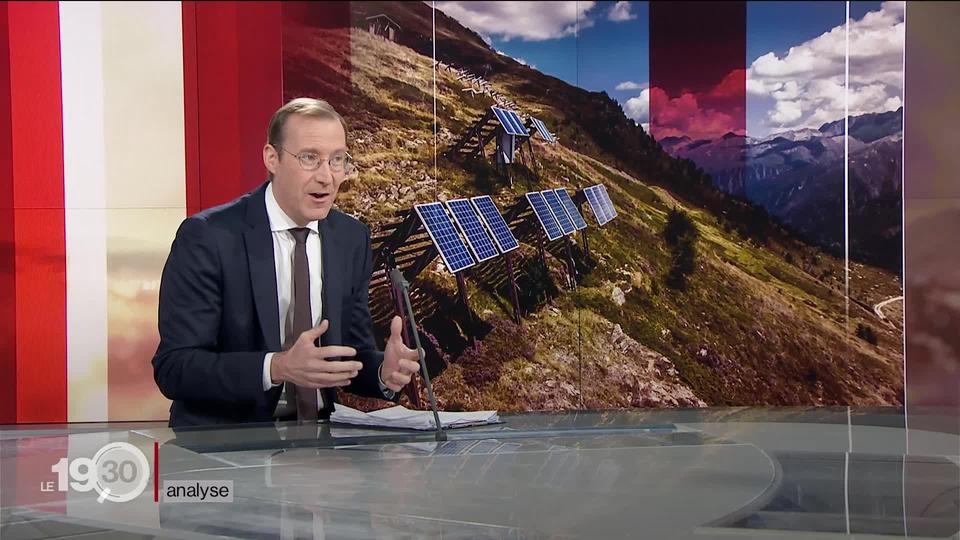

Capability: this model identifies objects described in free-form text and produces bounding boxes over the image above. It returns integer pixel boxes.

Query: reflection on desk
[2,408,958,540]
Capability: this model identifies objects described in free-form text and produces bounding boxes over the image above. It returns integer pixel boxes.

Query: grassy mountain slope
[290,7,904,411]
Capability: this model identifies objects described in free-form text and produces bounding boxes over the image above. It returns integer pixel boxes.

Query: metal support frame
[505,251,522,325]
[563,236,577,290]
[538,233,547,271]
[575,199,591,259]
[384,254,422,407]
[455,272,475,340]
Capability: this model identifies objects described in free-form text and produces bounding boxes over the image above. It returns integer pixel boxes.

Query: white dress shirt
[262,182,323,393]
[261,182,392,400]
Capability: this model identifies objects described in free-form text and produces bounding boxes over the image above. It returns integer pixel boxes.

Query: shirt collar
[265,182,319,234]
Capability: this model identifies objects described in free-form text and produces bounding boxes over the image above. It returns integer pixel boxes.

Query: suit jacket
[153,182,387,428]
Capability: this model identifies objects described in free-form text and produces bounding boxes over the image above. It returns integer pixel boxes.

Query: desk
[2,408,958,539]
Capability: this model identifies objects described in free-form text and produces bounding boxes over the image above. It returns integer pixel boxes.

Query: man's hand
[379,316,421,392]
[271,320,362,388]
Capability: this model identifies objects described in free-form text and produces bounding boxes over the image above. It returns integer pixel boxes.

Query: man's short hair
[267,97,347,150]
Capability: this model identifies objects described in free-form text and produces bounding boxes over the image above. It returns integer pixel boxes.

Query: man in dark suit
[153,98,420,428]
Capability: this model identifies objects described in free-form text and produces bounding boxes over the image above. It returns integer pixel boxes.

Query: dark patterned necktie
[289,227,319,422]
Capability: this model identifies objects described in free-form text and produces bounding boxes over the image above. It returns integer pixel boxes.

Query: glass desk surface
[2,407,958,540]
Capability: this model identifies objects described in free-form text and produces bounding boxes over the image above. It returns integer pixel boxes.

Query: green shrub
[856,323,878,345]
[663,208,699,290]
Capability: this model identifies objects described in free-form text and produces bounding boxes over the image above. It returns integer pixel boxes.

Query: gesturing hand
[271,320,362,389]
[379,316,421,392]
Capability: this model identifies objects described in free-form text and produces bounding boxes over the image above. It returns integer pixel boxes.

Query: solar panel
[593,184,613,223]
[541,190,575,235]
[446,199,499,263]
[531,117,556,143]
[470,196,520,253]
[598,184,618,219]
[491,106,529,136]
[554,189,587,230]
[525,192,564,241]
[505,110,528,135]
[414,202,476,273]
[584,185,610,226]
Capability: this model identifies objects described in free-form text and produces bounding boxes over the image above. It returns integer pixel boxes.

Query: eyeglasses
[276,146,355,174]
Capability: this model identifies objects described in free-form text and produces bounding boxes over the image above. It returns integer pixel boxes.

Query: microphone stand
[389,268,447,442]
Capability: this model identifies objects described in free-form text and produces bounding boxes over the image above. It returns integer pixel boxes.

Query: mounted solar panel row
[554,189,587,230]
[525,192,564,241]
[492,106,529,136]
[417,185,606,273]
[471,196,520,253]
[531,117,556,143]
[415,197,524,274]
[414,203,475,274]
[447,199,499,263]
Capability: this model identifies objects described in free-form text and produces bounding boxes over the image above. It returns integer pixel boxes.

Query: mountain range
[659,108,903,271]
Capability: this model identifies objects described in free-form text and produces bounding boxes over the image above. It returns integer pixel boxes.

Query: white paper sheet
[330,404,500,431]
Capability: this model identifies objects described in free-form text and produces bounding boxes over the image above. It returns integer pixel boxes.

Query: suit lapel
[243,183,282,352]
[319,215,345,347]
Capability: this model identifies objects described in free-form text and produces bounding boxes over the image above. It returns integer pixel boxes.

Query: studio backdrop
[2,2,946,432]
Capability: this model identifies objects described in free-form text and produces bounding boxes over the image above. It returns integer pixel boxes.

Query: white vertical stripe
[844,451,851,534]
[102,1,185,209]
[844,1,851,374]
[900,1,909,457]
[847,405,853,453]
[60,1,109,422]
[432,2,438,181]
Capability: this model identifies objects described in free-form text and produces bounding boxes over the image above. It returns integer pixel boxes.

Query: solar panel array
[446,199,499,263]
[554,189,587,230]
[525,192,564,241]
[414,202,475,273]
[471,196,520,253]
[491,106,529,137]
[531,117,556,143]
[407,185,612,274]
[541,190,575,235]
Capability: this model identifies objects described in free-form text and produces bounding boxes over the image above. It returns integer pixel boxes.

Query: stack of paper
[331,404,500,431]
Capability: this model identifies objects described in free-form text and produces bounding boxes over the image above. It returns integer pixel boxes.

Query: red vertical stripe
[183,1,282,214]
[282,2,352,112]
[650,1,747,194]
[0,1,17,424]
[8,2,67,423]
[197,1,241,211]
[237,2,282,194]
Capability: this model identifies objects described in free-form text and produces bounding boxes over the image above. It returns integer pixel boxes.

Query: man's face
[263,114,348,225]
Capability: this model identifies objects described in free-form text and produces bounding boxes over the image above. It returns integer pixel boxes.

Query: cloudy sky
[747,1,903,137]
[434,1,649,125]
[433,1,903,139]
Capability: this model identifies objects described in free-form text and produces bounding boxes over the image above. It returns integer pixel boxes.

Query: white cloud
[435,1,596,41]
[748,1,904,134]
[770,100,802,124]
[615,81,647,91]
[495,49,532,67]
[624,88,650,123]
[608,1,636,22]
